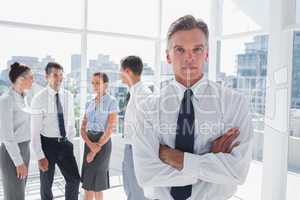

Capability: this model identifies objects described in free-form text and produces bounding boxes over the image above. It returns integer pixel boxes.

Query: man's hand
[16,164,28,179]
[38,158,49,172]
[159,128,240,170]
[210,128,240,154]
[159,145,184,171]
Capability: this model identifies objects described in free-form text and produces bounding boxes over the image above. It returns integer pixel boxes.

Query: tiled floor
[0,162,270,200]
[1,173,244,200]
[0,164,257,200]
[2,161,300,199]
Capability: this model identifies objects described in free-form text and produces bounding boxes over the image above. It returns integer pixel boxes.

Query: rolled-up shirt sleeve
[132,96,198,188]
[182,94,254,185]
[31,96,45,160]
[1,97,24,166]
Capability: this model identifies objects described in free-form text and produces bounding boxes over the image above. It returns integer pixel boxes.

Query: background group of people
[0,56,144,200]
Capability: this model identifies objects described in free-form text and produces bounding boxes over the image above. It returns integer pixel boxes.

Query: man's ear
[125,68,131,74]
[166,50,172,64]
[205,51,209,62]
[123,68,130,77]
[124,68,133,82]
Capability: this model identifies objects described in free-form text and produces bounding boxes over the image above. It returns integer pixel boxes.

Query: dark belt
[41,135,68,143]
[87,130,104,135]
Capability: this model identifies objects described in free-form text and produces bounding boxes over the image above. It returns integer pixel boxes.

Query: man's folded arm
[132,99,197,188]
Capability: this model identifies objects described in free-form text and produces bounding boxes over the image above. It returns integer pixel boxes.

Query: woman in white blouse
[0,62,33,200]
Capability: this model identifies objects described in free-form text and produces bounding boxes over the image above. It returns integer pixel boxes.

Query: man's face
[46,68,64,90]
[120,67,132,86]
[166,28,208,85]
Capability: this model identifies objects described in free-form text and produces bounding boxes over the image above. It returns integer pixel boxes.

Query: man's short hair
[120,55,143,76]
[93,72,109,83]
[167,15,209,49]
[45,62,64,75]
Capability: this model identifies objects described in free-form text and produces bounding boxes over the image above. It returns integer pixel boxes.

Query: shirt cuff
[36,151,45,160]
[182,152,200,177]
[12,156,24,167]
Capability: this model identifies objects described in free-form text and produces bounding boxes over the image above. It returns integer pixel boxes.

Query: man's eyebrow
[173,45,183,48]
[173,44,206,48]
[194,44,206,47]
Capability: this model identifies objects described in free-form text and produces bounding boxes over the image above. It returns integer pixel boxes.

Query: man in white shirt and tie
[31,62,80,200]
[132,15,254,200]
[120,55,152,200]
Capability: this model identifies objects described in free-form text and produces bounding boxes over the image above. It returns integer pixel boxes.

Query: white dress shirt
[123,81,152,144]
[0,88,31,166]
[133,78,254,200]
[31,85,76,160]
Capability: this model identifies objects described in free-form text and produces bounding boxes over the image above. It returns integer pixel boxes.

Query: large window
[220,35,268,117]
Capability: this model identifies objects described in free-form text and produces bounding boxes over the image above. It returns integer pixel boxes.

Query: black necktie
[171,89,195,200]
[55,93,66,138]
[125,92,131,106]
